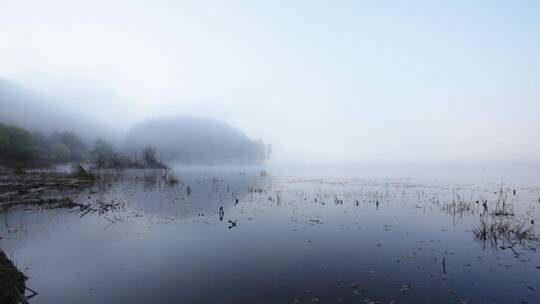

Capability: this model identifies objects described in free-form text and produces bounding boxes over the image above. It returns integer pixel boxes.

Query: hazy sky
[1,1,539,164]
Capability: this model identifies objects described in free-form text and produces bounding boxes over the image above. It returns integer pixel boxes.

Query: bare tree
[142,146,158,166]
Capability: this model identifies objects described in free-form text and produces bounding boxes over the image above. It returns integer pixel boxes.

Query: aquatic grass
[472,217,539,255]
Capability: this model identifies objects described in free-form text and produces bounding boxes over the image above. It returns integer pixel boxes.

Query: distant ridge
[125,116,269,165]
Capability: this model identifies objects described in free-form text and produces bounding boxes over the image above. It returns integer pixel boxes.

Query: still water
[1,166,539,303]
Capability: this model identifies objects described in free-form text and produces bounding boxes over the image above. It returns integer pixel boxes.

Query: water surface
[1,166,539,303]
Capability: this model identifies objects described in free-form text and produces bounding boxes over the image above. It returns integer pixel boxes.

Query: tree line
[0,121,164,168]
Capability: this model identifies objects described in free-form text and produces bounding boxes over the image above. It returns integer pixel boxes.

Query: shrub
[51,143,71,163]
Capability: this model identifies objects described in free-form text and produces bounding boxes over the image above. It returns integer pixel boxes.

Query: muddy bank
[0,169,94,211]
[0,249,27,304]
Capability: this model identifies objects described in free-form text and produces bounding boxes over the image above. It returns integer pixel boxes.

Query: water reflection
[473,217,539,256]
[0,168,539,304]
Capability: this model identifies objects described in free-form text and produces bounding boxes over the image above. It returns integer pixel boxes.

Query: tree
[0,123,10,159]
[141,146,158,166]
[31,131,48,149]
[31,131,48,161]
[266,143,272,160]
[49,131,88,162]
[0,122,39,163]
[254,139,269,164]
[50,143,71,163]
[92,139,115,168]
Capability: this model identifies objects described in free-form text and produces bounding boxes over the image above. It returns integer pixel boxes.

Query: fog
[1,1,539,165]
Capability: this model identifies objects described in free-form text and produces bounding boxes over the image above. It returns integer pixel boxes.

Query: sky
[1,0,539,165]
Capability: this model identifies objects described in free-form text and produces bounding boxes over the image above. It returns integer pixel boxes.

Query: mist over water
[270,163,540,187]
[1,2,540,304]
[1,1,540,165]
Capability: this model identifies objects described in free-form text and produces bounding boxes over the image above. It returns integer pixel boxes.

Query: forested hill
[125,116,271,165]
[0,79,271,166]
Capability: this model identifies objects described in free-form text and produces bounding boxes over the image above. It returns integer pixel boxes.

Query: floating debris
[399,284,415,292]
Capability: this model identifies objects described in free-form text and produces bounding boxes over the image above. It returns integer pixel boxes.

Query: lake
[1,165,539,303]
